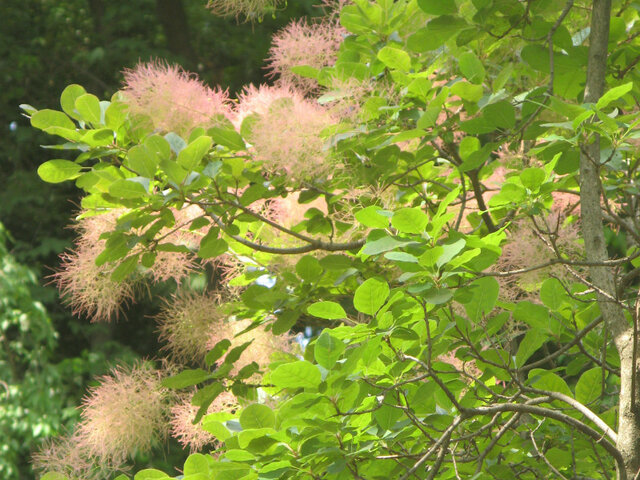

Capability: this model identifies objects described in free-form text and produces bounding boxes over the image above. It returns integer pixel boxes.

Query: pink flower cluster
[267,18,345,93]
[33,364,169,478]
[121,62,339,181]
[236,84,337,179]
[55,207,206,322]
[207,0,285,20]
[156,291,291,371]
[122,61,232,137]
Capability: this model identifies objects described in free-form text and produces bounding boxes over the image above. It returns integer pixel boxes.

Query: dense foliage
[25,0,640,479]
[1,2,315,477]
[0,224,70,478]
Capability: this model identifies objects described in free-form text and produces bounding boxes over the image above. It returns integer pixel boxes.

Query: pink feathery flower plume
[207,0,285,20]
[122,61,232,137]
[267,18,345,94]
[74,364,169,465]
[235,84,337,179]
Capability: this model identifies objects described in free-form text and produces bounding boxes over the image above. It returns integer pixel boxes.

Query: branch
[398,416,462,480]
[522,388,617,443]
[463,403,625,473]
[204,209,365,254]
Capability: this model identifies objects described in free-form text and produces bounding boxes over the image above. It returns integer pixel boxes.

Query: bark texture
[155,0,195,65]
[579,1,639,478]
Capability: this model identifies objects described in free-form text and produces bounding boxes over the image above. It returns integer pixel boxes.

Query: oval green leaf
[75,93,102,125]
[459,51,485,85]
[240,403,276,430]
[575,367,604,405]
[270,361,321,389]
[31,109,76,131]
[377,46,411,72]
[314,331,345,369]
[37,160,82,183]
[307,301,346,320]
[354,278,389,315]
[355,206,389,229]
[391,207,428,234]
[177,135,213,171]
[60,84,87,119]
[108,179,148,199]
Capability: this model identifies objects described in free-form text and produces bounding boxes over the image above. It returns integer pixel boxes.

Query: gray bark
[580,1,639,478]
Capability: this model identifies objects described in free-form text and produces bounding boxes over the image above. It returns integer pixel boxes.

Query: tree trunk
[87,0,105,35]
[155,0,196,65]
[580,1,639,478]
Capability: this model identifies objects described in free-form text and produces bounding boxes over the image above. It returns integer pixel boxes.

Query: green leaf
[202,419,232,442]
[162,369,210,389]
[75,93,102,125]
[513,301,555,333]
[37,160,82,183]
[314,331,345,369]
[60,84,87,119]
[354,278,389,315]
[159,158,188,185]
[80,128,113,147]
[374,402,403,431]
[377,46,411,72]
[596,82,632,109]
[198,231,228,259]
[272,310,301,335]
[422,287,453,304]
[391,207,428,234]
[307,301,347,320]
[110,255,139,282]
[41,474,68,480]
[184,454,210,476]
[134,469,171,480]
[290,65,319,78]
[520,167,546,190]
[361,235,412,255]
[223,341,253,366]
[459,136,480,161]
[240,404,276,429]
[296,255,322,281]
[529,369,573,398]
[463,277,499,321]
[208,127,246,150]
[31,109,75,131]
[127,145,158,178]
[437,238,466,268]
[191,382,224,409]
[418,0,456,15]
[270,361,321,389]
[515,330,546,368]
[177,135,212,171]
[355,206,389,229]
[105,101,128,130]
[108,179,148,199]
[205,339,231,366]
[451,81,483,102]
[459,52,485,85]
[419,246,444,268]
[540,278,568,310]
[165,132,187,155]
[145,135,171,160]
[95,234,131,266]
[483,101,515,129]
[575,367,604,405]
